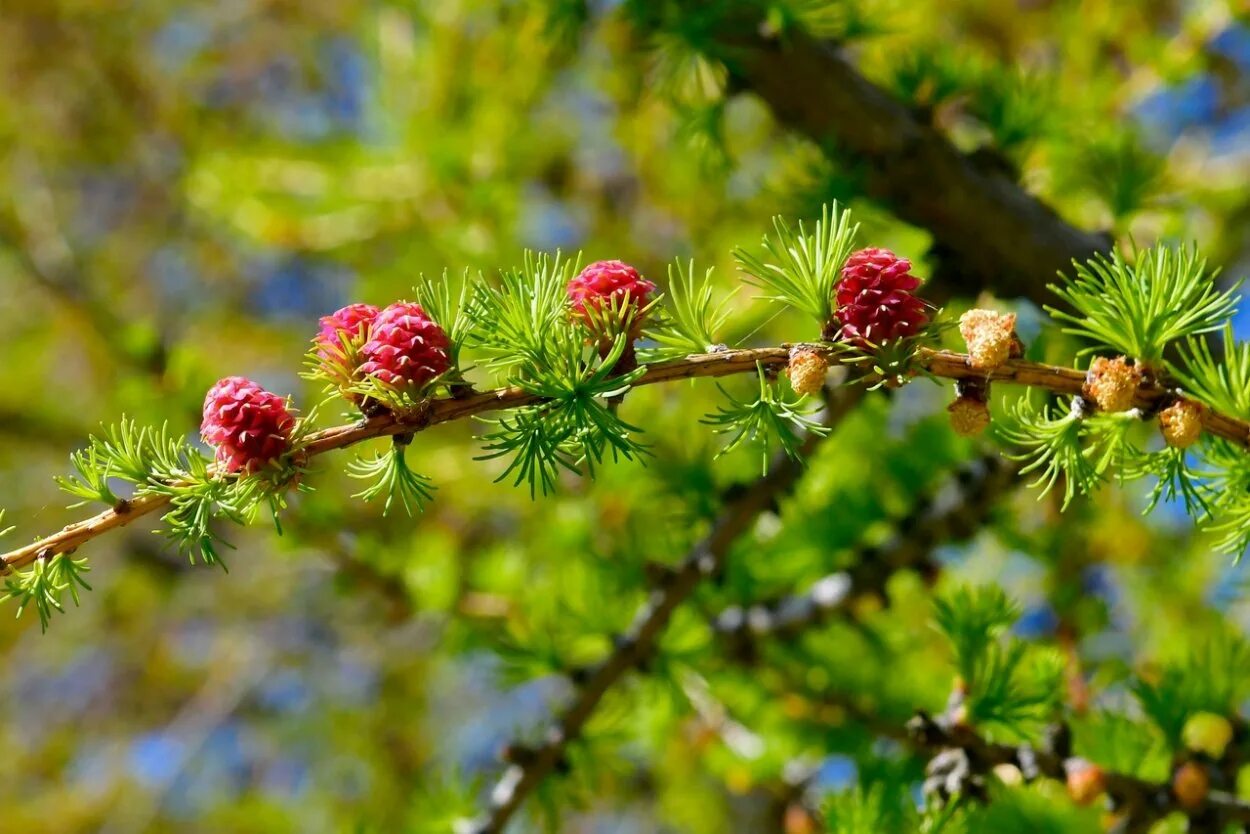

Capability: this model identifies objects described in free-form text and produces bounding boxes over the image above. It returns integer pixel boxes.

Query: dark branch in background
[695,452,1239,833]
[714,454,1019,659]
[704,16,1110,303]
[909,713,1250,833]
[458,388,861,833]
[0,405,84,447]
[704,455,1021,833]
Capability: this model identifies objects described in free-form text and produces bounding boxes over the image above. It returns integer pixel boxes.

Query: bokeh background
[4,1,1250,832]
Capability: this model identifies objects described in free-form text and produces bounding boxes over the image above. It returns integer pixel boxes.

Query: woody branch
[4,345,1245,573]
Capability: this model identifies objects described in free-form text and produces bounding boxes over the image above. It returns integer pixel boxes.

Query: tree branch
[909,713,1250,830]
[714,454,1018,657]
[455,388,856,833]
[708,20,1110,303]
[2,344,1243,573]
[693,441,1242,830]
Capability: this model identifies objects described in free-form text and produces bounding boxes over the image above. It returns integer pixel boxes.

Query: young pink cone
[315,303,380,361]
[201,376,296,473]
[358,301,452,391]
[314,303,381,394]
[567,259,657,342]
[834,247,929,345]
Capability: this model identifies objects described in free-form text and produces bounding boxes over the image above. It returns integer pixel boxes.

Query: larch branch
[2,345,1246,572]
[706,15,1110,303]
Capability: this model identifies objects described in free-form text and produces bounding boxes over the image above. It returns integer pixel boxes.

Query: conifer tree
[5,2,1250,833]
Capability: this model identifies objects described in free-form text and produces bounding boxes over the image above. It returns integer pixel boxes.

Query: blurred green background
[4,1,1250,832]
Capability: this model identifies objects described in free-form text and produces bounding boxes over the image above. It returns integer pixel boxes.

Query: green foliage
[1133,631,1250,749]
[54,417,183,507]
[767,0,891,41]
[1175,324,1250,420]
[643,258,734,359]
[734,202,859,329]
[525,331,649,446]
[461,251,655,489]
[884,49,973,109]
[702,365,829,474]
[996,399,1102,510]
[970,784,1102,834]
[0,514,90,632]
[648,29,728,106]
[1057,130,1165,222]
[1133,447,1208,518]
[933,585,1062,736]
[1165,328,1250,554]
[1071,712,1169,781]
[2,553,91,632]
[348,441,437,516]
[47,416,314,572]
[9,0,1250,829]
[476,325,650,495]
[966,68,1053,156]
[159,468,237,568]
[996,248,1250,553]
[159,459,300,569]
[824,786,974,834]
[880,48,1053,156]
[998,393,1167,511]
[406,773,483,833]
[823,780,1106,834]
[823,784,917,834]
[468,250,578,377]
[933,584,1019,685]
[1197,440,1250,558]
[966,642,1064,735]
[413,270,476,377]
[1047,244,1238,362]
[839,328,945,390]
[477,410,579,498]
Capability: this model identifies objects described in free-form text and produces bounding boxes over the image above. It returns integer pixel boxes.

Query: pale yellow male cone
[1159,399,1203,449]
[1083,356,1142,413]
[948,396,991,437]
[958,309,1018,371]
[787,348,828,397]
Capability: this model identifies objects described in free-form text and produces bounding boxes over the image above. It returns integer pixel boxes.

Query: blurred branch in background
[713,454,1017,658]
[97,636,272,834]
[2,1,1250,832]
[461,386,860,832]
[630,4,1112,303]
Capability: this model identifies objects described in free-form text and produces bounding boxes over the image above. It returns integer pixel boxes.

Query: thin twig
[457,453,815,833]
[713,455,1018,656]
[456,388,863,833]
[908,713,1250,829]
[2,345,1244,572]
